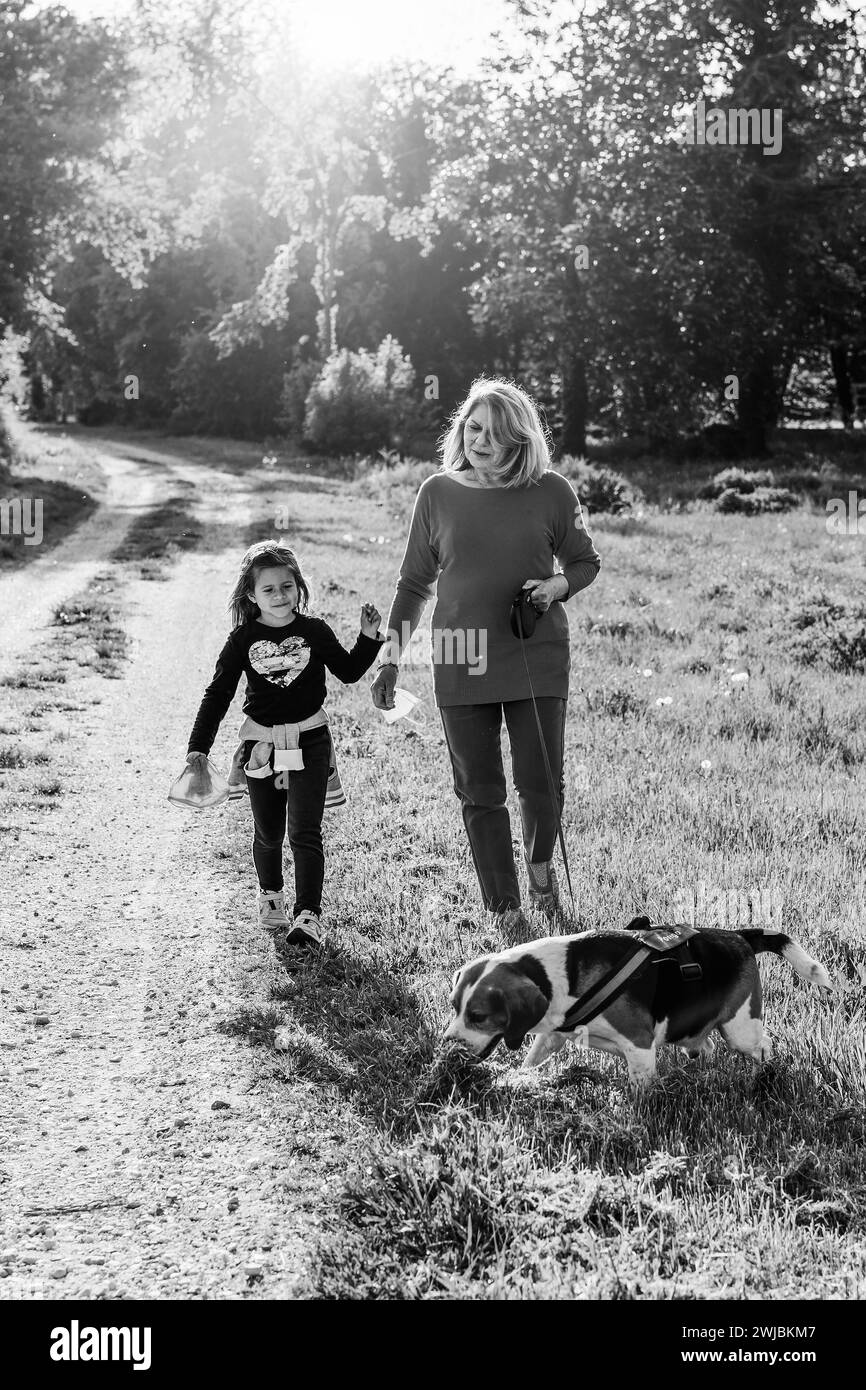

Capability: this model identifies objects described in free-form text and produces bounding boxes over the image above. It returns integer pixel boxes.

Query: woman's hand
[361,602,381,638]
[186,752,208,768]
[371,663,397,710]
[522,575,569,612]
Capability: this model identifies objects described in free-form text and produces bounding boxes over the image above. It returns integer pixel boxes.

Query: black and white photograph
[1,0,864,1334]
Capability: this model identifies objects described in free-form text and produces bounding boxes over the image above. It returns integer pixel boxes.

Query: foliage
[0,0,132,333]
[715,485,801,514]
[786,595,866,675]
[699,467,801,512]
[277,358,324,438]
[169,326,291,437]
[3,0,866,448]
[557,454,636,512]
[699,467,777,498]
[303,336,427,455]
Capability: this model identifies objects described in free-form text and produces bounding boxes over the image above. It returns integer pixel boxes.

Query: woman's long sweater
[384,470,601,705]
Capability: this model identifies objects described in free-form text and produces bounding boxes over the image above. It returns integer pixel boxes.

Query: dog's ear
[502,976,550,1050]
[450,959,488,1010]
[623,915,652,932]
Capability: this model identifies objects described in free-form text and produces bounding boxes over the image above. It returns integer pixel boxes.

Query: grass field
[0,413,100,567]
[4,421,866,1299]
[204,434,866,1299]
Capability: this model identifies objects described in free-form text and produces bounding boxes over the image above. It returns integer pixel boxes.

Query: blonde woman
[371,377,601,934]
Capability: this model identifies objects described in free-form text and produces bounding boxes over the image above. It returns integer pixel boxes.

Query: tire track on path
[0,448,162,681]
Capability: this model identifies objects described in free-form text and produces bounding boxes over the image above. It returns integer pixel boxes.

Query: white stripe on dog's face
[445,958,552,1058]
[445,957,507,1053]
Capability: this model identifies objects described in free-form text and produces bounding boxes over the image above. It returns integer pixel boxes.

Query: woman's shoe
[525,858,560,917]
[257,888,289,932]
[489,906,531,944]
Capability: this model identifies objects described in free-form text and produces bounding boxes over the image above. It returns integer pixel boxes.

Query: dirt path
[0,449,161,680]
[0,432,356,1299]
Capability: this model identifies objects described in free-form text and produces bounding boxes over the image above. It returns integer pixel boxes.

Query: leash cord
[516,604,577,920]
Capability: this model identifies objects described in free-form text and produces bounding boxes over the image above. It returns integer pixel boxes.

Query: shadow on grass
[307,1044,865,1298]
[0,474,98,570]
[213,922,864,1299]
[272,941,448,1121]
[110,491,202,572]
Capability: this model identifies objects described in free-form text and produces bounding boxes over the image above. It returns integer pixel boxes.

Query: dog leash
[514,600,577,920]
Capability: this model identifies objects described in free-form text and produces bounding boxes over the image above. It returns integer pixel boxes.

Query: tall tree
[0,1,132,333]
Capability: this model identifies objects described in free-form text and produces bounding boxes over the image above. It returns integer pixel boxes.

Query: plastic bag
[380,687,420,725]
[167,757,230,810]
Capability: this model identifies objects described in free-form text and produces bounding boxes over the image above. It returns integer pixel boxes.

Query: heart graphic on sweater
[249,636,310,688]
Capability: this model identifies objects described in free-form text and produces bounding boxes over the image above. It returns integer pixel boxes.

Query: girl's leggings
[439,697,566,913]
[243,726,331,917]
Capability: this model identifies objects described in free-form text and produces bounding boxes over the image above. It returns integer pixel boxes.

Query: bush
[169,328,289,438]
[699,467,800,513]
[77,397,118,426]
[0,329,29,413]
[277,357,322,437]
[698,467,776,499]
[715,485,800,514]
[786,595,866,675]
[557,454,636,512]
[698,424,750,459]
[303,335,427,455]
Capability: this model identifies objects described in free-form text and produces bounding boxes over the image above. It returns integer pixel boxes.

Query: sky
[28,0,517,74]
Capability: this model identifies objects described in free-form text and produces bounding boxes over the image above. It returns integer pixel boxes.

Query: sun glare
[40,0,512,75]
[289,0,509,74]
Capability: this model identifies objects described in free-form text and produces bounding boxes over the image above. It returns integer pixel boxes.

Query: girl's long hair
[439,376,552,488]
[228,541,310,630]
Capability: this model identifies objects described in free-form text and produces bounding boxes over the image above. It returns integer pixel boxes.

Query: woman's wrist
[377,638,400,666]
[552,574,570,601]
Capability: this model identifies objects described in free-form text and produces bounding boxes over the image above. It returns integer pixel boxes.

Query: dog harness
[556,923,702,1033]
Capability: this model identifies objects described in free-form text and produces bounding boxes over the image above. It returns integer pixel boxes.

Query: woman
[371,377,601,933]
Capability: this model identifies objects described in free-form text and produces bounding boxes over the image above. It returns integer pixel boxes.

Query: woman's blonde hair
[440,376,552,487]
[228,541,310,629]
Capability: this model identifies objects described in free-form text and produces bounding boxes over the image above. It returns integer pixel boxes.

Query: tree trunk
[558,349,587,456]
[829,344,853,427]
[736,357,778,456]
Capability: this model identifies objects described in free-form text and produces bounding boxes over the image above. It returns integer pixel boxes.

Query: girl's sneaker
[257,888,289,932]
[284,909,323,949]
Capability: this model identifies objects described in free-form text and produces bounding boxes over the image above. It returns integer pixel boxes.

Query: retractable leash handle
[513,598,577,921]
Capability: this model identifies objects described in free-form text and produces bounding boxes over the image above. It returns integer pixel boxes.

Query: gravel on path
[1,439,360,1300]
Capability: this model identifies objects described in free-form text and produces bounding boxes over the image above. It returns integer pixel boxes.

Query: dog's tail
[738,930,833,992]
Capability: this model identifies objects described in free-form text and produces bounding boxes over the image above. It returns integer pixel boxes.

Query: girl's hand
[360,602,381,638]
[184,751,212,796]
[522,576,569,612]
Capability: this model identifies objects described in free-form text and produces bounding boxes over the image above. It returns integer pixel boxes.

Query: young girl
[186,541,384,948]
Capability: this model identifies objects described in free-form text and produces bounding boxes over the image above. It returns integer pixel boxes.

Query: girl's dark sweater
[187,613,383,756]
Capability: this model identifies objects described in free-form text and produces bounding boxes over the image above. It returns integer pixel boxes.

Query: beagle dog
[444,921,833,1087]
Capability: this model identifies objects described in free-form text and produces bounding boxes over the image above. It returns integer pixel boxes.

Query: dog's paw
[524,1033,567,1069]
